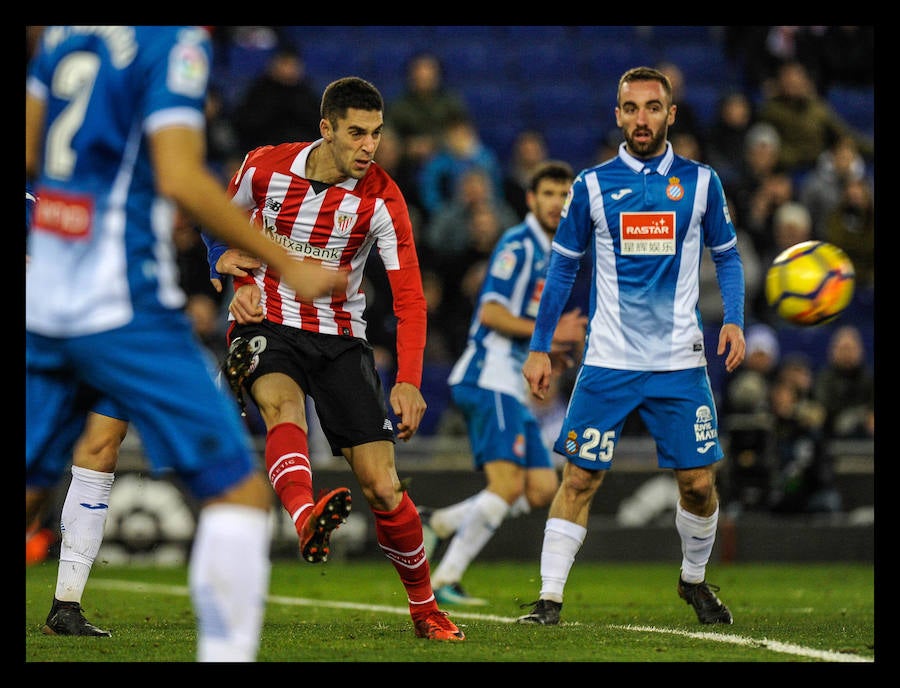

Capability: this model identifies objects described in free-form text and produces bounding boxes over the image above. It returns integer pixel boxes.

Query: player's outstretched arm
[149,126,347,300]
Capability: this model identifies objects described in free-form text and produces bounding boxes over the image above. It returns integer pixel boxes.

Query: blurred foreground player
[26,26,344,660]
[25,188,130,637]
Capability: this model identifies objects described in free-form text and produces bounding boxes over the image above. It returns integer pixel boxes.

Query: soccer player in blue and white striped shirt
[518,66,746,626]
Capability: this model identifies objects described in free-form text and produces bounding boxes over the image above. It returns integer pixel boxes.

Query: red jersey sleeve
[387,265,427,388]
[369,166,427,388]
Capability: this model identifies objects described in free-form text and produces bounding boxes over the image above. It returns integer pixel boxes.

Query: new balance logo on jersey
[611,188,633,200]
[697,442,716,454]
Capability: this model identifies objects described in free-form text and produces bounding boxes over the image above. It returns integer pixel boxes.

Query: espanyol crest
[564,430,579,456]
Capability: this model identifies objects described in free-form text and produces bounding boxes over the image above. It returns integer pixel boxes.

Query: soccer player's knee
[528,479,559,508]
[563,464,603,495]
[359,477,403,511]
[74,429,125,472]
[678,473,716,510]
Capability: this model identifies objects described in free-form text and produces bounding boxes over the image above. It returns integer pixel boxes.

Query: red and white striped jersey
[228,140,427,387]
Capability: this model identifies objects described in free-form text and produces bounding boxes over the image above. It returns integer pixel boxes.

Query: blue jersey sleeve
[201,230,228,280]
[703,168,739,251]
[530,249,580,351]
[530,173,592,351]
[712,245,745,329]
[704,168,744,329]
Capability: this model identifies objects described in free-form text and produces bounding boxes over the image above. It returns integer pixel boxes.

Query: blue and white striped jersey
[534,142,743,371]
[25,26,211,337]
[448,213,551,401]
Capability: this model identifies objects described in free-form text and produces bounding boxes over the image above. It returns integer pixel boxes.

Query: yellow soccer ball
[765,240,855,327]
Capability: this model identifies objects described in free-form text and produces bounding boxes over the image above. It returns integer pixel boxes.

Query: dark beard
[624,127,667,158]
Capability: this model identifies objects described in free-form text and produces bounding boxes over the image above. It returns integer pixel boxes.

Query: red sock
[265,422,314,535]
[372,491,438,620]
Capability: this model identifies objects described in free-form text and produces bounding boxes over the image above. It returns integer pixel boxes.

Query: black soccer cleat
[221,336,255,416]
[42,598,111,637]
[516,598,562,625]
[678,578,734,624]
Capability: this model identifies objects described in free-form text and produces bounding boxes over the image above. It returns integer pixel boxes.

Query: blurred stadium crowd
[25,26,874,515]
[204,26,875,519]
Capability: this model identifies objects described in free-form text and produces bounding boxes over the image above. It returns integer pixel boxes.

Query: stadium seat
[502,25,571,43]
[431,25,501,41]
[368,42,422,83]
[212,43,277,108]
[466,82,526,128]
[659,43,737,86]
[509,41,571,82]
[573,26,641,42]
[302,42,372,87]
[644,25,720,42]
[521,81,598,129]
[578,40,648,85]
[439,41,498,87]
[543,127,603,173]
[827,86,875,137]
[683,84,726,130]
[480,123,524,167]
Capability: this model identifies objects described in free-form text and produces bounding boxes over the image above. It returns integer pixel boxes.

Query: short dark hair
[320,77,384,125]
[617,66,672,105]
[529,160,574,192]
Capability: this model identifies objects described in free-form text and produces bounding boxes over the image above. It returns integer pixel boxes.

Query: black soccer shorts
[229,320,396,455]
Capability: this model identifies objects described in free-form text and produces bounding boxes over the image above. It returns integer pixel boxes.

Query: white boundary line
[92,579,873,663]
[607,624,873,663]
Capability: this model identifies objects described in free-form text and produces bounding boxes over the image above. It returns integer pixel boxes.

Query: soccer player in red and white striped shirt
[206,76,463,641]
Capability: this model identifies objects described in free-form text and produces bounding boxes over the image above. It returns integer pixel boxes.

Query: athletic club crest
[333,211,357,235]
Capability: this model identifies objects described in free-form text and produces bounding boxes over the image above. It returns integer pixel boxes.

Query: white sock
[675,504,718,583]
[190,504,271,662]
[539,517,587,603]
[431,491,532,540]
[55,466,115,603]
[432,491,509,588]
[430,491,481,539]
[507,495,531,518]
